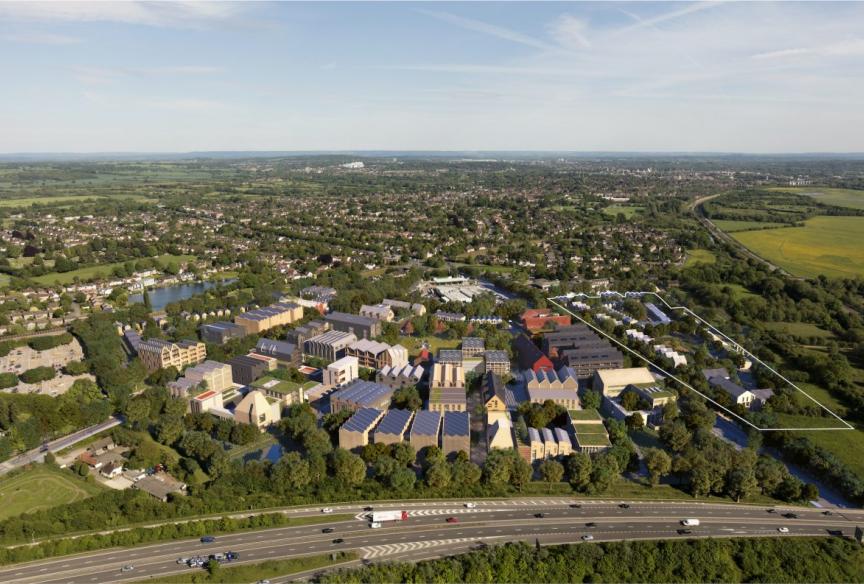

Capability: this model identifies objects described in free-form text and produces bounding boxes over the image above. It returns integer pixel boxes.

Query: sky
[1,1,863,153]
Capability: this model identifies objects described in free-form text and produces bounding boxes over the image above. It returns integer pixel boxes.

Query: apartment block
[137,338,206,373]
[235,302,303,335]
[200,321,247,345]
[304,330,357,362]
[167,360,233,398]
[324,356,359,388]
[346,339,408,370]
[359,303,395,322]
[325,311,382,340]
[483,350,511,376]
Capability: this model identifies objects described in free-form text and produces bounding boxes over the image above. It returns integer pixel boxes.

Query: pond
[129,279,235,311]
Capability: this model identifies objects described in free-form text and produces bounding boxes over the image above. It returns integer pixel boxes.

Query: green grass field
[775,415,864,479]
[0,194,153,208]
[712,220,788,232]
[0,466,104,521]
[768,187,864,210]
[603,205,643,218]
[31,254,196,286]
[683,249,716,267]
[731,216,864,278]
[762,321,835,339]
[398,335,461,357]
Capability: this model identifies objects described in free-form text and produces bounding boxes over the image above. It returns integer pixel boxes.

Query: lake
[129,279,235,311]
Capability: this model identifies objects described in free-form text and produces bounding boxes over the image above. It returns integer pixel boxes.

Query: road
[0,416,123,476]
[1,498,861,583]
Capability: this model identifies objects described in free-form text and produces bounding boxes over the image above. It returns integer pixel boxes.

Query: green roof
[250,376,316,396]
[568,409,603,423]
[574,433,612,447]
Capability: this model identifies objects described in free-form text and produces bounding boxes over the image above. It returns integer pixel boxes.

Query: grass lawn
[0,465,104,520]
[135,552,357,583]
[732,216,864,278]
[683,249,716,267]
[768,186,864,210]
[603,205,643,219]
[762,321,834,339]
[32,254,196,286]
[398,334,461,357]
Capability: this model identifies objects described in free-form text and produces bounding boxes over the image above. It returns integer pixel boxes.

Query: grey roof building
[254,338,300,366]
[329,379,395,413]
[461,337,485,357]
[325,311,382,340]
[442,411,470,457]
[437,349,463,365]
[373,409,414,445]
[409,410,442,451]
[200,321,247,345]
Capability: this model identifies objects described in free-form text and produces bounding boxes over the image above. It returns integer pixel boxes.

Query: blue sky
[1,1,863,153]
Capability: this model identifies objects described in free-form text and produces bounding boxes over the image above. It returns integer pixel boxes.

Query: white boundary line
[546,291,854,432]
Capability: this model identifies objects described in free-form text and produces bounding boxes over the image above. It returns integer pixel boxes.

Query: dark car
[767,508,777,513]
[332,538,345,544]
[446,517,459,523]
[677,529,692,535]
[618,504,631,509]
[363,506,374,512]
[570,504,582,509]
[822,510,833,516]
[783,512,799,519]
[535,513,547,518]
[585,522,597,528]
[322,527,335,533]
[200,536,216,543]
[226,552,239,561]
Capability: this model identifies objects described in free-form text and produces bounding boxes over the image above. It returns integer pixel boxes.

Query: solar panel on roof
[342,408,382,433]
[376,409,413,435]
[411,411,441,436]
[442,411,469,436]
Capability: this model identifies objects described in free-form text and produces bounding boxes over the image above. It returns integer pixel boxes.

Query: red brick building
[520,308,571,332]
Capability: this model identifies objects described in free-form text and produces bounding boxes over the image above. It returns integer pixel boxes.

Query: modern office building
[235,302,304,335]
[325,311,382,340]
[441,411,470,457]
[409,410,442,451]
[167,360,233,398]
[137,338,206,373]
[200,321,247,345]
[373,409,414,445]
[249,376,313,406]
[253,338,301,368]
[304,330,357,362]
[339,407,385,451]
[568,409,612,454]
[324,356,359,388]
[594,367,656,397]
[329,379,395,413]
[228,354,269,386]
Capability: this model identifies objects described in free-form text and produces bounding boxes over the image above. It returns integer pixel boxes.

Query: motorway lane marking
[361,538,479,560]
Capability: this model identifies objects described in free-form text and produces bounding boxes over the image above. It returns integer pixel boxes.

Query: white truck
[681,519,700,527]
[371,510,409,523]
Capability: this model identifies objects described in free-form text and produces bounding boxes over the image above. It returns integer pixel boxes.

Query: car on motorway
[226,551,240,561]
[778,527,790,533]
[446,517,459,523]
[177,557,190,564]
[321,507,334,514]
[677,529,692,535]
[465,502,477,509]
[570,503,582,509]
[767,508,777,513]
[535,512,547,518]
[363,506,374,512]
[823,510,833,516]
[370,522,382,529]
[200,536,216,543]
[618,503,631,509]
[322,527,335,533]
[585,522,597,528]
[257,580,271,584]
[681,519,700,526]
[120,565,135,572]
[332,538,345,544]
[783,512,799,519]
[581,535,594,541]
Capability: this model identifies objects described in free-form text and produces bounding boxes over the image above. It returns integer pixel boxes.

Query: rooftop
[341,408,383,433]
[331,379,394,406]
[442,410,470,437]
[375,409,414,436]
[410,410,442,436]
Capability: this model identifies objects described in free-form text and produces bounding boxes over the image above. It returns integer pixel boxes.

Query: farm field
[731,216,864,278]
[712,219,787,232]
[768,187,864,210]
[683,248,716,267]
[0,465,104,521]
[31,254,196,286]
[0,194,153,208]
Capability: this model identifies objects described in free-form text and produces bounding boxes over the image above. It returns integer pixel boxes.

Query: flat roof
[568,409,604,423]
[573,432,612,447]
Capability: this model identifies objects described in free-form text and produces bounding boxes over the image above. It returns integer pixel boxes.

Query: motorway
[0,416,123,476]
[1,498,862,583]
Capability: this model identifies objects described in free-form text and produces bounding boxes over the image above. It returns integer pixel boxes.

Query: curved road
[1,498,861,583]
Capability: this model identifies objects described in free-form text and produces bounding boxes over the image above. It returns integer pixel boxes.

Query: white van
[681,519,700,527]
[370,522,382,529]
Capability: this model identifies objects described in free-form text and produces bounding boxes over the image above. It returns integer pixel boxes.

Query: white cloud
[418,8,560,53]
[548,14,591,50]
[0,31,82,44]
[615,1,725,34]
[0,1,242,29]
[752,38,864,60]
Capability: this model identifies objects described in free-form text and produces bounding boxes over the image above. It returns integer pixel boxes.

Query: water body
[129,279,235,311]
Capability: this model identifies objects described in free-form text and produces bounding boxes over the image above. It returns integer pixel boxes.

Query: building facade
[138,339,206,373]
